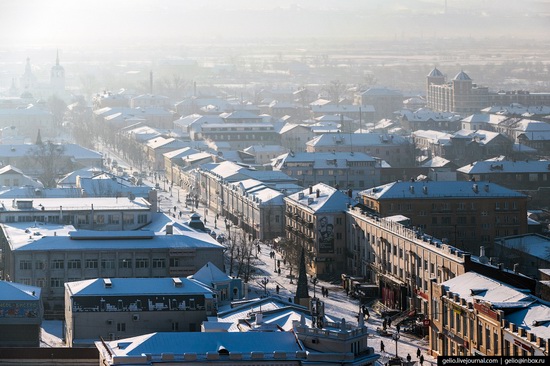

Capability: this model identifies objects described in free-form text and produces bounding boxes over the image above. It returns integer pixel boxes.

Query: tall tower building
[50,50,65,93]
[20,57,37,92]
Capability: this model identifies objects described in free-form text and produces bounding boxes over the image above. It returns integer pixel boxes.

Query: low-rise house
[398,108,462,132]
[189,262,244,305]
[279,124,314,153]
[0,165,43,188]
[243,145,288,165]
[0,281,42,347]
[65,277,216,346]
[145,137,188,171]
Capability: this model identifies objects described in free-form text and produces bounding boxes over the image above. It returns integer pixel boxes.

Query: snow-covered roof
[0,281,41,301]
[457,158,550,174]
[3,222,223,252]
[189,262,231,285]
[399,108,462,122]
[66,277,213,297]
[285,183,354,213]
[506,302,550,339]
[441,272,531,305]
[100,331,301,357]
[497,234,550,260]
[360,87,402,96]
[307,133,408,147]
[420,156,452,168]
[272,151,376,171]
[361,181,526,200]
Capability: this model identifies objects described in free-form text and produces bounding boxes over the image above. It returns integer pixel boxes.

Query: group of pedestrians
[380,342,424,365]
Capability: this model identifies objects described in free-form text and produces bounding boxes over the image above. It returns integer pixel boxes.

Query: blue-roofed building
[0,280,42,347]
[65,277,216,347]
[359,180,529,255]
[95,314,379,366]
[1,223,224,317]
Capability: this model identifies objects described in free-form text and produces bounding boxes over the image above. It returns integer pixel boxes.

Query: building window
[169,258,180,267]
[52,260,64,269]
[85,259,98,269]
[117,323,126,332]
[101,259,115,269]
[35,261,45,270]
[19,260,32,270]
[137,214,148,224]
[336,233,342,240]
[152,258,166,268]
[123,214,135,225]
[50,278,63,288]
[172,322,179,331]
[20,278,31,285]
[67,259,81,269]
[119,259,132,269]
[94,214,105,225]
[36,278,46,287]
[135,258,149,268]
[108,214,120,225]
[486,326,491,350]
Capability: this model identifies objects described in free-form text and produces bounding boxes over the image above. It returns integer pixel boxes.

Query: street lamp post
[261,277,269,296]
[392,332,400,360]
[311,276,318,299]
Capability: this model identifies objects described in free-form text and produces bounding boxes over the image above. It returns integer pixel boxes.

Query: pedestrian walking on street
[406,354,411,364]
[416,348,421,358]
[380,341,385,353]
[396,324,400,333]
[419,355,424,366]
[325,288,329,298]
[276,285,280,294]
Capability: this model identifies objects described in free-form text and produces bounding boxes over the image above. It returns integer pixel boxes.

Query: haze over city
[1,0,550,364]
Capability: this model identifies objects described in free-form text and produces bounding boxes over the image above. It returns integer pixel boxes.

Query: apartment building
[284,183,354,278]
[272,151,381,189]
[306,133,413,168]
[426,68,550,114]
[347,206,470,316]
[359,181,529,255]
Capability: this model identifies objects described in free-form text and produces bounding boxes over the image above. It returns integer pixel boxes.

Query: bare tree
[26,142,72,188]
[325,80,347,105]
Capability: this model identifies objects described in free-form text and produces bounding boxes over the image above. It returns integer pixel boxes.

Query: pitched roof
[190,262,231,284]
[285,183,353,213]
[0,281,41,301]
[361,181,526,200]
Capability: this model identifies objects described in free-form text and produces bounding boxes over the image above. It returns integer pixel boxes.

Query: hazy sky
[0,0,549,49]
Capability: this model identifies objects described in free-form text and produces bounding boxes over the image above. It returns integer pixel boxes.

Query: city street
[73,143,437,365]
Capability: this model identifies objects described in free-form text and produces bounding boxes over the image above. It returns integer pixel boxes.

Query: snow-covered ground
[244,239,435,366]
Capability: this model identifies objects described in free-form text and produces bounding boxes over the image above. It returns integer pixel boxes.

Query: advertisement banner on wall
[318,216,334,253]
